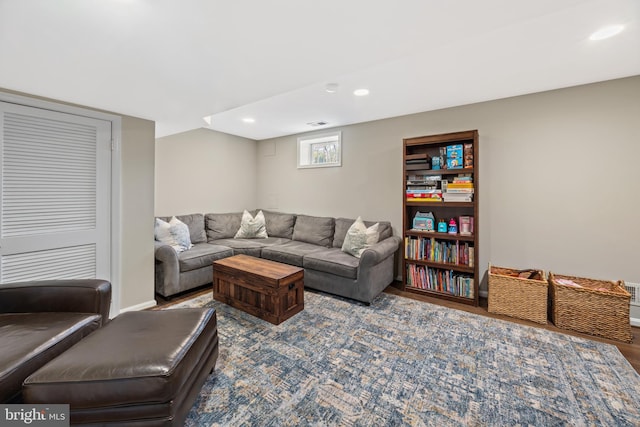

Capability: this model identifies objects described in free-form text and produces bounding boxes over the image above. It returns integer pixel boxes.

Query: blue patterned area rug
[166,291,640,426]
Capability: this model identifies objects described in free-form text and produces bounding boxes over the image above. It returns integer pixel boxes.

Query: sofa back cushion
[205,212,243,241]
[292,215,335,248]
[156,213,206,244]
[256,210,296,239]
[333,218,392,248]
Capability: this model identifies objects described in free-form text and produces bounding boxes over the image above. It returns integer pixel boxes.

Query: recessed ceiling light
[242,117,255,123]
[589,24,624,41]
[354,89,370,96]
[325,83,339,93]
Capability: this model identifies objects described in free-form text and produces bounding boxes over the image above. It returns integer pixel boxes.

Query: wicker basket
[548,272,632,343]
[488,264,548,324]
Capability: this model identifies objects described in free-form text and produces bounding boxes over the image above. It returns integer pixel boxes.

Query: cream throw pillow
[234,210,268,239]
[341,216,379,258]
[154,217,193,253]
[169,216,193,252]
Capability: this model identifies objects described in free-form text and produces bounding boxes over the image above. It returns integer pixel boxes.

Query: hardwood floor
[155,283,640,374]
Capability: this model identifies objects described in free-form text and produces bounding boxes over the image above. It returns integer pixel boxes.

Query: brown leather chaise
[23,308,219,426]
[0,279,112,403]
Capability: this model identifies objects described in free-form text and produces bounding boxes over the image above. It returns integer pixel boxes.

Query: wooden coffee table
[212,254,304,325]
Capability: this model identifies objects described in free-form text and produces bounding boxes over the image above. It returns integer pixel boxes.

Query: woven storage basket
[488,264,547,324]
[548,272,632,343]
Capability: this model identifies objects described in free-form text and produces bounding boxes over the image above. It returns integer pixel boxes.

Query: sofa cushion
[208,237,281,258]
[157,214,207,245]
[341,217,379,258]
[178,243,234,272]
[258,210,296,239]
[292,215,335,248]
[235,210,268,239]
[261,241,326,267]
[154,218,184,252]
[303,248,359,279]
[170,217,194,251]
[205,212,243,241]
[0,312,102,403]
[175,213,207,244]
[333,218,392,248]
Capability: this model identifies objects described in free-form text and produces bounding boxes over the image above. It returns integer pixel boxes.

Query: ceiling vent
[307,121,328,127]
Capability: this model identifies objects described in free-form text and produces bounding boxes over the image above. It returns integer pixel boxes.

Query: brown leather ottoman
[23,308,218,426]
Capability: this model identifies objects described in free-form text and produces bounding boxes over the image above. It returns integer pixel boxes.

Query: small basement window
[297,131,342,168]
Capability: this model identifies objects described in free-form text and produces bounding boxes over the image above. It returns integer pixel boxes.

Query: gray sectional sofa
[155,210,401,304]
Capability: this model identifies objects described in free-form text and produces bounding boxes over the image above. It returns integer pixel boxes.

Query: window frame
[297,131,342,169]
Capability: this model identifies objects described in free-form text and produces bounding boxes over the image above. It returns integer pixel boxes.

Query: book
[447,183,473,188]
[443,194,472,202]
[408,198,443,202]
[406,189,441,194]
[406,193,442,199]
[445,188,474,194]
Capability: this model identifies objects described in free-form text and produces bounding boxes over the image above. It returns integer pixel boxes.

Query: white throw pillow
[341,216,379,258]
[234,210,268,239]
[154,217,192,253]
[169,216,193,252]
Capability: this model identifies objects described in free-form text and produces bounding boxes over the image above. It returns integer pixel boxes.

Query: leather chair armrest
[0,279,112,325]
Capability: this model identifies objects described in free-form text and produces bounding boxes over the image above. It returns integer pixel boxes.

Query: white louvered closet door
[0,102,111,283]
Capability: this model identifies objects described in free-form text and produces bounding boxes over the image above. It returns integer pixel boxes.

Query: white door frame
[0,91,122,316]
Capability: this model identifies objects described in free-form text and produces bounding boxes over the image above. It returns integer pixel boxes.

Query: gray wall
[153,76,639,322]
[256,76,640,314]
[155,128,257,215]
[120,116,156,310]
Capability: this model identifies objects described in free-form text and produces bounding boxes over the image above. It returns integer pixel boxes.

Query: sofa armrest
[155,241,179,264]
[154,241,180,296]
[0,279,111,325]
[359,236,402,269]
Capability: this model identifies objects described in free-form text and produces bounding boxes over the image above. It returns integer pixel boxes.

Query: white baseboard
[118,299,157,315]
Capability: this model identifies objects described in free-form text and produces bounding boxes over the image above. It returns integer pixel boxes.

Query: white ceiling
[1,0,638,140]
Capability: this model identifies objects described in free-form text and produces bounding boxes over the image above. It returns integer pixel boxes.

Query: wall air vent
[625,282,640,307]
[307,121,328,127]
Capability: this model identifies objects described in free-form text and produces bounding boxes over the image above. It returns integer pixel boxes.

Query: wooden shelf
[405,286,477,306]
[405,201,474,208]
[405,230,475,242]
[405,259,475,273]
[404,166,474,174]
[402,130,479,306]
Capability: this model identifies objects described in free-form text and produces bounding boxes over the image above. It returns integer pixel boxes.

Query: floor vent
[624,282,640,306]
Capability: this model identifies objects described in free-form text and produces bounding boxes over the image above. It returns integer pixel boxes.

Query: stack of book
[406,264,475,298]
[404,236,474,266]
[406,189,442,202]
[443,176,473,202]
